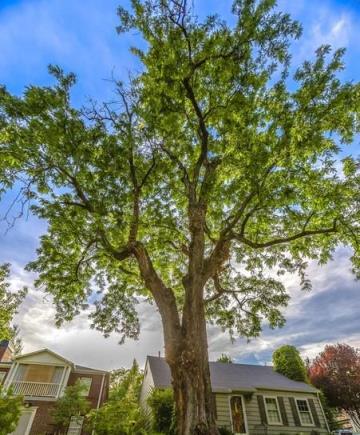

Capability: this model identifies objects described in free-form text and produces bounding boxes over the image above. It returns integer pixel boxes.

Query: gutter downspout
[91,373,106,435]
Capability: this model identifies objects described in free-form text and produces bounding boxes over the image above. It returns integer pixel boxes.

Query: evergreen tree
[52,381,90,433]
[273,345,308,382]
[88,360,146,435]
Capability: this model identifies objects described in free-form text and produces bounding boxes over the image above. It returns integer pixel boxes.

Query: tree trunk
[169,347,218,435]
[165,285,218,435]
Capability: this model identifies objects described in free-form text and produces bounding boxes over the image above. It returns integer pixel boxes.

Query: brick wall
[27,401,56,435]
[67,371,109,408]
[13,369,109,435]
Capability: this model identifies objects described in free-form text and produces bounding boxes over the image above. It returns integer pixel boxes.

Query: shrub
[147,388,175,434]
[218,427,233,435]
[0,384,23,435]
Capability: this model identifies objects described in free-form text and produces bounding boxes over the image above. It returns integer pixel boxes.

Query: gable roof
[14,349,108,374]
[147,356,317,393]
[14,348,75,366]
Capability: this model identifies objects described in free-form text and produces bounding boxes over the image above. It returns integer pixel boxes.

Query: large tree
[308,344,360,429]
[0,0,359,433]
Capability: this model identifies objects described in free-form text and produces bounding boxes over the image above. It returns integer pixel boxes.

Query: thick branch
[132,242,182,361]
[182,77,209,186]
[232,221,338,248]
[159,142,191,192]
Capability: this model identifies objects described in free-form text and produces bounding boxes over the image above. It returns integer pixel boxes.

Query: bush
[0,384,23,435]
[147,388,175,434]
[218,427,233,435]
[88,360,146,435]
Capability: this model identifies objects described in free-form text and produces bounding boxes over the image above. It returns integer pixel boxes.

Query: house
[140,355,330,435]
[0,340,109,435]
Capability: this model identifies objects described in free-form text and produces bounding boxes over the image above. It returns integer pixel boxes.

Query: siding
[215,390,329,434]
[140,360,155,413]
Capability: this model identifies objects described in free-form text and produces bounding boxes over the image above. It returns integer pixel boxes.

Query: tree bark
[166,285,218,435]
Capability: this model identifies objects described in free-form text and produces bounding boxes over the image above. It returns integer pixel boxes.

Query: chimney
[0,340,13,362]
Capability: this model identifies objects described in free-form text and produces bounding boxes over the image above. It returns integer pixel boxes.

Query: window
[78,377,92,396]
[264,397,282,425]
[24,364,55,383]
[0,372,6,383]
[296,399,314,426]
[230,396,247,434]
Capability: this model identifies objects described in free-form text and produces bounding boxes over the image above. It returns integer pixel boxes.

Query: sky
[0,0,359,371]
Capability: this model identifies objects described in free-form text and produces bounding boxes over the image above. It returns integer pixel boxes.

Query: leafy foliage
[0,264,27,341]
[147,388,175,434]
[0,384,23,435]
[273,345,308,382]
[52,380,90,432]
[217,354,232,363]
[0,0,359,348]
[0,0,358,345]
[318,391,341,432]
[1,0,360,430]
[308,343,360,428]
[218,428,233,435]
[88,359,147,435]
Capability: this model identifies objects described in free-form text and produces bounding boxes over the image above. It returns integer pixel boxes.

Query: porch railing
[11,381,61,397]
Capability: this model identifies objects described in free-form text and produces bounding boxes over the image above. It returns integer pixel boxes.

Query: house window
[78,377,92,396]
[25,364,55,383]
[296,399,314,426]
[264,397,282,425]
[230,396,247,434]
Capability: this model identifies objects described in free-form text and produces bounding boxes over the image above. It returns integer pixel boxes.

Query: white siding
[139,359,155,413]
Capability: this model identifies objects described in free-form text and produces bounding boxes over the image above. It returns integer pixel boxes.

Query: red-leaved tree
[308,344,360,428]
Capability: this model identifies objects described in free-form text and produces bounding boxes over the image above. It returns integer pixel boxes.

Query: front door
[230,396,247,434]
[11,407,37,435]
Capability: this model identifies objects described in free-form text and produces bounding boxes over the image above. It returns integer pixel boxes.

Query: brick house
[0,340,109,435]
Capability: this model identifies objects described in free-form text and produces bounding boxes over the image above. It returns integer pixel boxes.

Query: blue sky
[0,0,359,370]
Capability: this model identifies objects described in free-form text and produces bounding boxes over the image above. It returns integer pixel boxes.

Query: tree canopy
[217,354,232,363]
[0,0,358,343]
[273,345,308,382]
[308,343,360,428]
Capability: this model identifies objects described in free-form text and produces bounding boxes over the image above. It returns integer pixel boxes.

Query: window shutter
[257,395,268,425]
[308,398,321,427]
[212,393,217,420]
[278,396,289,426]
[289,397,301,427]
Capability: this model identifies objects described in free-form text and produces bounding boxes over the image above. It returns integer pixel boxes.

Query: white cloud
[8,246,359,370]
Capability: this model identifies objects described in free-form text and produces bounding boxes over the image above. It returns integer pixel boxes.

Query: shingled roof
[147,356,317,393]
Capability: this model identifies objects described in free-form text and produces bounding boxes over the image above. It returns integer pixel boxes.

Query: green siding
[215,390,329,434]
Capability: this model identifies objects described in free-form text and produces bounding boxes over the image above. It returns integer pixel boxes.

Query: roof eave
[255,385,318,394]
